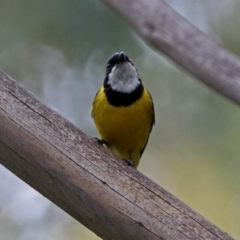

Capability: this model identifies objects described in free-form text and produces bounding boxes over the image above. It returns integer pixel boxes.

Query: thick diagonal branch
[0,70,233,239]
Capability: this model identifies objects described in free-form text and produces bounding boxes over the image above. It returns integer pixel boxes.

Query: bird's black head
[103,52,144,106]
[106,52,133,75]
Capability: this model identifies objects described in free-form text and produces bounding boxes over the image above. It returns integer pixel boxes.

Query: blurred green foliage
[1,0,240,239]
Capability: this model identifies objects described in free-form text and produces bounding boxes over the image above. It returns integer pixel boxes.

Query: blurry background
[0,0,240,239]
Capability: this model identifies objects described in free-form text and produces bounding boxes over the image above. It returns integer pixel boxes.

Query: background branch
[101,0,240,105]
[0,68,233,239]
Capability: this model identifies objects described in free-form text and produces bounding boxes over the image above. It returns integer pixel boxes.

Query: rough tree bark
[0,69,233,239]
[101,0,240,106]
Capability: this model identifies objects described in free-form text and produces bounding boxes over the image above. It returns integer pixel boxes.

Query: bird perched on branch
[91,52,155,168]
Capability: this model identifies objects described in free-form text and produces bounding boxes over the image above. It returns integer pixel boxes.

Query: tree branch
[101,0,240,105]
[0,70,233,239]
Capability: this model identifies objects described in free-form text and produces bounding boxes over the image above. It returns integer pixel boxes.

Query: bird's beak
[119,52,127,62]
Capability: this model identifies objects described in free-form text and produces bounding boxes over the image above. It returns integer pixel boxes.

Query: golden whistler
[91,52,155,168]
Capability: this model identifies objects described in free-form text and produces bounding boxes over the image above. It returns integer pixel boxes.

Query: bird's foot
[94,137,110,147]
[125,159,134,167]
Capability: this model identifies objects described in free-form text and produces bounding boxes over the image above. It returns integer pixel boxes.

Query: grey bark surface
[0,70,233,239]
[101,0,240,106]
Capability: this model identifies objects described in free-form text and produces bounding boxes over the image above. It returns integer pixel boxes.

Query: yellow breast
[91,86,154,167]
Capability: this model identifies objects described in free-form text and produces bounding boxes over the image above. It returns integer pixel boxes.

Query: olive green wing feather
[140,90,155,158]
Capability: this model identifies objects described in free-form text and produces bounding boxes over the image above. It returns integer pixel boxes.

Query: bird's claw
[125,159,134,167]
[94,137,109,147]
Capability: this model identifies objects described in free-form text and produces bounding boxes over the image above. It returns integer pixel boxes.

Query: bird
[91,52,155,168]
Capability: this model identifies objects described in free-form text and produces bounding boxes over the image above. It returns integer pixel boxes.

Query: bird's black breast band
[103,77,144,107]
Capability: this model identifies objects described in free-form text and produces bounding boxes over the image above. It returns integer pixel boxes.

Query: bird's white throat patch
[108,62,140,93]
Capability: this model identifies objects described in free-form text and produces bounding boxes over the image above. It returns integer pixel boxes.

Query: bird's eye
[107,63,111,69]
